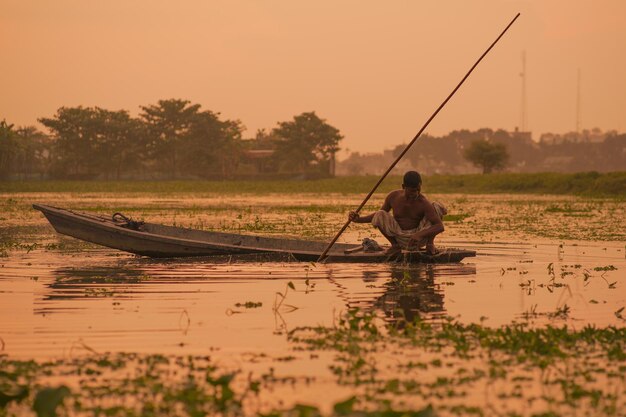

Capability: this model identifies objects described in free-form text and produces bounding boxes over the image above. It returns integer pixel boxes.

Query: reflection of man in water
[349,171,446,254]
[376,267,445,323]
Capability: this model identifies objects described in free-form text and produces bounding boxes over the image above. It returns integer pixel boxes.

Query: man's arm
[409,203,444,241]
[348,192,393,223]
[380,192,393,212]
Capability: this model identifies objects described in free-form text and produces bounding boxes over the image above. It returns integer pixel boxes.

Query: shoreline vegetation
[1,172,624,198]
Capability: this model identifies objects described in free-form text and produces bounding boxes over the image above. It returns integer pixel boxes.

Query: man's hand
[348,211,360,222]
[409,231,424,243]
[408,232,426,250]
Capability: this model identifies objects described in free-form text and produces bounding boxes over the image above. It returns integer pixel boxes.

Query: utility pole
[576,68,582,133]
[519,50,527,131]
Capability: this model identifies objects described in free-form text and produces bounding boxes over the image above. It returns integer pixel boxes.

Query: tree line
[339,128,625,176]
[0,99,343,180]
[394,128,626,174]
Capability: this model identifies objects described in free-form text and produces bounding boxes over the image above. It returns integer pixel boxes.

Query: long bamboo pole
[317,13,521,262]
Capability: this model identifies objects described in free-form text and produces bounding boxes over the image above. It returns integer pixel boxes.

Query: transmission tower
[576,68,582,133]
[519,50,527,131]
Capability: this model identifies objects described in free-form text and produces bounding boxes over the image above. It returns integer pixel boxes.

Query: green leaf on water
[33,386,70,417]
[292,404,321,417]
[415,405,437,417]
[0,386,28,407]
[333,396,356,415]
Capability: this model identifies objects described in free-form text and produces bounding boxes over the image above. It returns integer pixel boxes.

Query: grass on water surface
[0,172,624,197]
[287,310,625,416]
[1,309,624,417]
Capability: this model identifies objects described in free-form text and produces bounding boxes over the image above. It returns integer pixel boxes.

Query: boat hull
[35,205,266,258]
[33,204,476,263]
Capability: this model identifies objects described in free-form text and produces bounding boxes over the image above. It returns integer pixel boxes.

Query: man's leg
[371,210,409,253]
[425,202,447,254]
[425,237,437,255]
[376,230,397,246]
[378,231,402,255]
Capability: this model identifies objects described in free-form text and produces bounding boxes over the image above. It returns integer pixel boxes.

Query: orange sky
[2,0,625,155]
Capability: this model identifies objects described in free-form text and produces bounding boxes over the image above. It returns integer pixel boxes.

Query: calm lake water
[0,192,624,415]
[2,239,624,360]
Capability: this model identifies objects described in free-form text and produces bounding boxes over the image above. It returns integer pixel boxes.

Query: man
[348,171,446,255]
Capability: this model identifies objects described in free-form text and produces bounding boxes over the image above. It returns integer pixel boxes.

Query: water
[2,240,623,359]
[0,193,624,415]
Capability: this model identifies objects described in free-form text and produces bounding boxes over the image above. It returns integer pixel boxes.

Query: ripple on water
[0,239,623,359]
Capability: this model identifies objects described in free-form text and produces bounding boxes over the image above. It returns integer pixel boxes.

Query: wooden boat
[33,204,476,263]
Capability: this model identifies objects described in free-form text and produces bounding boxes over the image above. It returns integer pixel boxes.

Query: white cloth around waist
[370,202,446,248]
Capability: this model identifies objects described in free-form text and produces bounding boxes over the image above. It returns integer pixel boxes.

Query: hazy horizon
[2,0,625,157]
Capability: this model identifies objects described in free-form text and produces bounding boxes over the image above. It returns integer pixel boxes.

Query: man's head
[402,171,422,200]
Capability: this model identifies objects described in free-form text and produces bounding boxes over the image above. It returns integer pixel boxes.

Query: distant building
[336,152,393,176]
[241,149,272,171]
[542,156,575,170]
[539,128,613,145]
[510,127,533,143]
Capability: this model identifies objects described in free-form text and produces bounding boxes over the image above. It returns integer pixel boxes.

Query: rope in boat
[112,212,145,230]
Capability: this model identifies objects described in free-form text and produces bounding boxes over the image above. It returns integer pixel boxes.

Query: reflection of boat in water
[33,204,476,263]
[37,262,476,323]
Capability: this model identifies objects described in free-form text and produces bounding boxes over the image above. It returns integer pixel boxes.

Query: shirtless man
[348,171,446,255]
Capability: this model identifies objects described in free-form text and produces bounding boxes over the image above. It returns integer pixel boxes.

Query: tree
[140,99,245,179]
[91,109,143,180]
[39,107,99,179]
[39,107,140,179]
[139,99,201,178]
[14,126,51,179]
[0,120,18,179]
[272,112,343,176]
[180,110,244,179]
[463,139,509,174]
